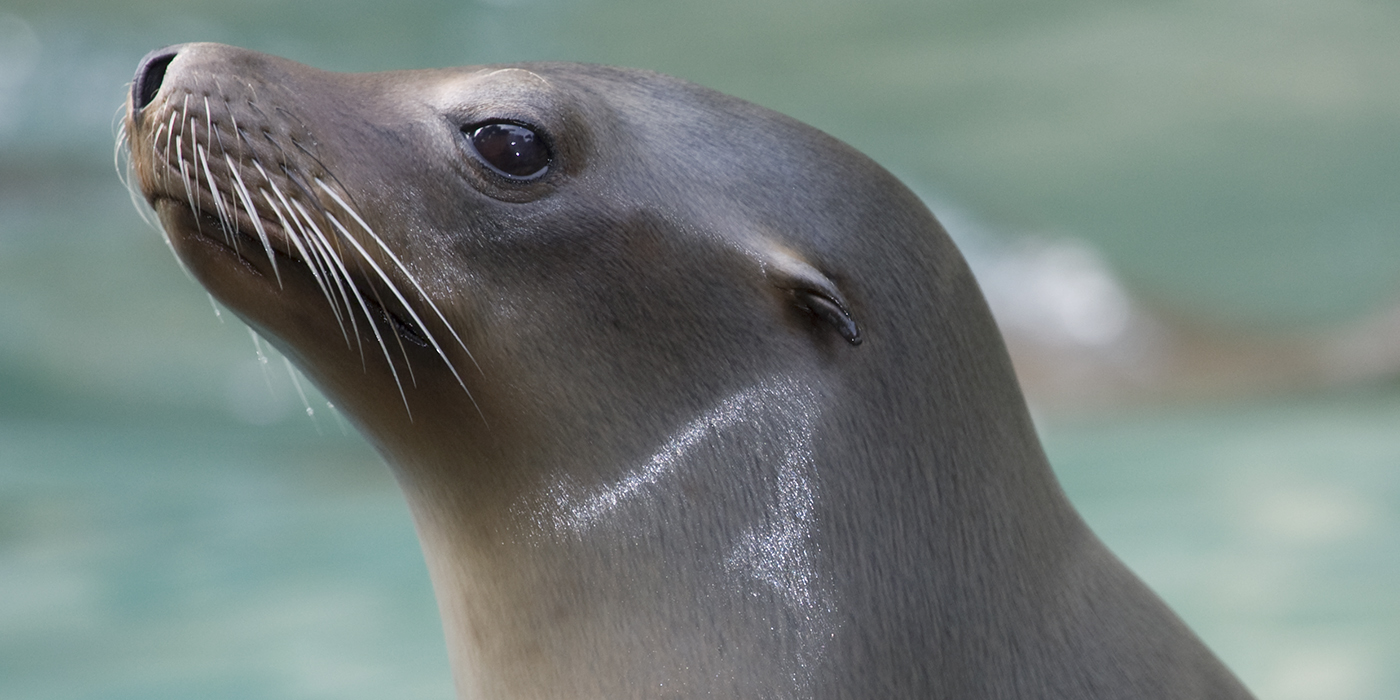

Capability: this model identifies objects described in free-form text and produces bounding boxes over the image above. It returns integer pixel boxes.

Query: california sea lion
[123,43,1255,699]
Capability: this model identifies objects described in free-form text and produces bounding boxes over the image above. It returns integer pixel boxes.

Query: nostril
[132,46,180,111]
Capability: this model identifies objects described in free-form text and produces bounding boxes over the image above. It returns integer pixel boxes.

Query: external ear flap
[763,247,863,346]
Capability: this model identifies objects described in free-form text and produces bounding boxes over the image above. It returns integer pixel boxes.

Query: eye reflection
[466,122,551,180]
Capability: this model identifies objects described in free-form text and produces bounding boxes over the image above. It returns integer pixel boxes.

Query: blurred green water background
[1,1,1397,698]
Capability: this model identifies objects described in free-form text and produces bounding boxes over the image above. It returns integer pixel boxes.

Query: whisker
[180,96,204,226]
[259,188,331,296]
[207,92,229,156]
[290,199,382,366]
[321,212,420,389]
[203,96,215,132]
[163,109,180,192]
[248,327,276,396]
[176,120,200,236]
[280,167,370,353]
[258,185,350,343]
[200,97,233,243]
[323,206,484,420]
[111,100,131,177]
[207,293,224,322]
[196,143,238,251]
[245,124,353,325]
[298,209,360,339]
[305,226,408,414]
[113,120,128,181]
[115,123,161,233]
[310,210,416,413]
[282,356,322,434]
[317,179,485,389]
[202,95,244,253]
[255,163,334,290]
[224,152,282,286]
[116,107,184,271]
[149,119,167,193]
[288,198,366,356]
[326,400,351,436]
[230,110,246,167]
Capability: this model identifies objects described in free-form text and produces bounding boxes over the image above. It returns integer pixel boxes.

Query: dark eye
[465,122,551,181]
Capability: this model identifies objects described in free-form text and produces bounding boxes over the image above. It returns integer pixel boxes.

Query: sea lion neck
[370,263,1088,699]
[124,43,1255,700]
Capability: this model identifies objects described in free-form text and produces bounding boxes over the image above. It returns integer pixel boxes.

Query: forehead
[424,67,555,107]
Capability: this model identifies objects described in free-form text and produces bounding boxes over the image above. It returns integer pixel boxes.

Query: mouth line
[154,194,302,271]
[152,194,432,349]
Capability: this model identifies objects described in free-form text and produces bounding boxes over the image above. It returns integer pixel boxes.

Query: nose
[131,45,184,111]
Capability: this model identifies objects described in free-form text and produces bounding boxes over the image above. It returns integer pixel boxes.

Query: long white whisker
[173,95,191,194]
[120,154,157,231]
[161,111,178,192]
[204,95,215,142]
[196,143,238,250]
[260,189,333,299]
[229,111,245,165]
[324,206,485,414]
[256,163,337,301]
[282,356,321,433]
[200,293,221,321]
[112,102,130,180]
[150,120,167,194]
[203,98,243,254]
[125,176,161,232]
[307,215,414,416]
[289,199,365,355]
[323,207,485,422]
[322,211,422,387]
[199,97,240,249]
[113,121,129,182]
[317,179,484,389]
[224,153,282,286]
[259,186,349,342]
[116,123,162,233]
[301,217,359,334]
[180,96,204,224]
[176,120,201,235]
[291,200,403,391]
[117,105,185,271]
[248,327,277,396]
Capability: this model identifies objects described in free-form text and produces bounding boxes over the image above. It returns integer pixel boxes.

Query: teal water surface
[1,1,1397,698]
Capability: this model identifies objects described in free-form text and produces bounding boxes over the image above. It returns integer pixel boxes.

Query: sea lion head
[123,43,1015,481]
